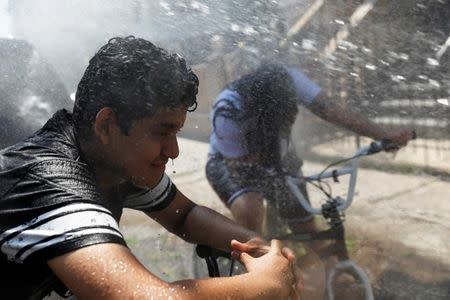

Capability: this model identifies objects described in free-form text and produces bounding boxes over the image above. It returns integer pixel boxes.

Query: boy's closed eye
[151,129,181,137]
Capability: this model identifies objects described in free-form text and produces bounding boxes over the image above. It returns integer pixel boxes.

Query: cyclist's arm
[146,190,261,252]
[308,92,413,146]
[48,240,294,300]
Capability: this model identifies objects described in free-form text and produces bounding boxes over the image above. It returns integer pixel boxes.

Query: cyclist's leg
[229,192,265,234]
[205,155,269,234]
[200,155,268,276]
[274,170,364,299]
[278,153,320,237]
[267,170,316,233]
[260,172,327,299]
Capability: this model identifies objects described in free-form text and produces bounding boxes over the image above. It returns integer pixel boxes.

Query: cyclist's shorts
[205,154,313,224]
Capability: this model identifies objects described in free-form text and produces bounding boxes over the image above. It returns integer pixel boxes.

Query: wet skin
[93,104,187,190]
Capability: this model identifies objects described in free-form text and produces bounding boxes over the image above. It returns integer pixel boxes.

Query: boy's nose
[163,136,179,159]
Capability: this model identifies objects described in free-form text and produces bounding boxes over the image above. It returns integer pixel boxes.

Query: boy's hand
[230,237,269,257]
[382,129,416,151]
[237,240,296,299]
[232,239,303,299]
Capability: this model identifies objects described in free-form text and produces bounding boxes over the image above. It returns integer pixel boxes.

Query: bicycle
[192,139,410,299]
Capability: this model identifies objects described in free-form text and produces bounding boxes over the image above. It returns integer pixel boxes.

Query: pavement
[120,136,450,299]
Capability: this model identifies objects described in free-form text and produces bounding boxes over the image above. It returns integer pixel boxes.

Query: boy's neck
[79,140,124,193]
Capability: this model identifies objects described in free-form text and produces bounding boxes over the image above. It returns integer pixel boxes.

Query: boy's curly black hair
[73,36,199,140]
[214,62,298,166]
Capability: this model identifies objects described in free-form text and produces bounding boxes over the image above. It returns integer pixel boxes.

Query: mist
[0,2,449,299]
[3,0,287,94]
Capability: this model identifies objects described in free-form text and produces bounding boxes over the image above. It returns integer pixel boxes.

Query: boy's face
[108,104,187,188]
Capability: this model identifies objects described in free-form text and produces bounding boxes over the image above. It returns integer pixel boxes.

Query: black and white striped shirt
[0,110,177,299]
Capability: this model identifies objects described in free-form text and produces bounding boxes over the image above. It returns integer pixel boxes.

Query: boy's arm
[146,190,264,254]
[48,240,294,300]
[308,93,414,147]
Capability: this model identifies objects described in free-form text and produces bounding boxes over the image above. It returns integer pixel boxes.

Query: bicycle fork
[274,203,374,300]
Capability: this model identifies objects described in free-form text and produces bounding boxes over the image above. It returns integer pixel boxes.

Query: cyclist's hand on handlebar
[234,239,298,299]
[381,129,416,151]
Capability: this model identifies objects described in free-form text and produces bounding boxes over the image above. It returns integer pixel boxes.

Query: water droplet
[426,58,439,66]
[365,64,376,71]
[437,98,449,106]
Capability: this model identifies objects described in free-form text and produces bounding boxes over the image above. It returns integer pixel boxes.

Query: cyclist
[206,62,414,250]
[0,37,300,300]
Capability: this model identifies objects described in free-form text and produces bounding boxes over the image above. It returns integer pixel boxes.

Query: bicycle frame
[282,142,386,300]
[286,141,384,215]
[195,141,393,300]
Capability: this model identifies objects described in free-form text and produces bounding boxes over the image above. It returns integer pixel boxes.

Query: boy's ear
[94,107,118,145]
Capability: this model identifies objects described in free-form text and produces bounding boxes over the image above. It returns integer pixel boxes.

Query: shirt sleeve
[122,173,177,212]
[0,159,126,264]
[212,115,248,158]
[286,67,322,105]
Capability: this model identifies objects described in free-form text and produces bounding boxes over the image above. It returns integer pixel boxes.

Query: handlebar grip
[380,139,400,151]
[379,130,417,152]
[367,141,386,154]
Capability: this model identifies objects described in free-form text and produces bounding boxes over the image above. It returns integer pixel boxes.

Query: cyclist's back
[206,63,320,233]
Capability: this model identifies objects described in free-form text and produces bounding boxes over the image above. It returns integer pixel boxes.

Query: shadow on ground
[347,230,450,300]
[120,209,450,300]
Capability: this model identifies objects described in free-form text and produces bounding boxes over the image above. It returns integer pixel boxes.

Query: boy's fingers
[239,252,252,265]
[231,250,241,260]
[281,246,296,262]
[270,239,283,254]
[231,239,267,253]
[294,267,304,293]
[230,239,245,251]
[290,286,302,300]
[280,246,303,295]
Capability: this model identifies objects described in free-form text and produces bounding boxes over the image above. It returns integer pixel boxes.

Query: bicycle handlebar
[361,139,401,155]
[195,245,232,278]
[196,244,230,259]
[286,139,409,215]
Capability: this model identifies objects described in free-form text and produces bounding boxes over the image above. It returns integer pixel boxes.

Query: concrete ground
[120,137,450,299]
